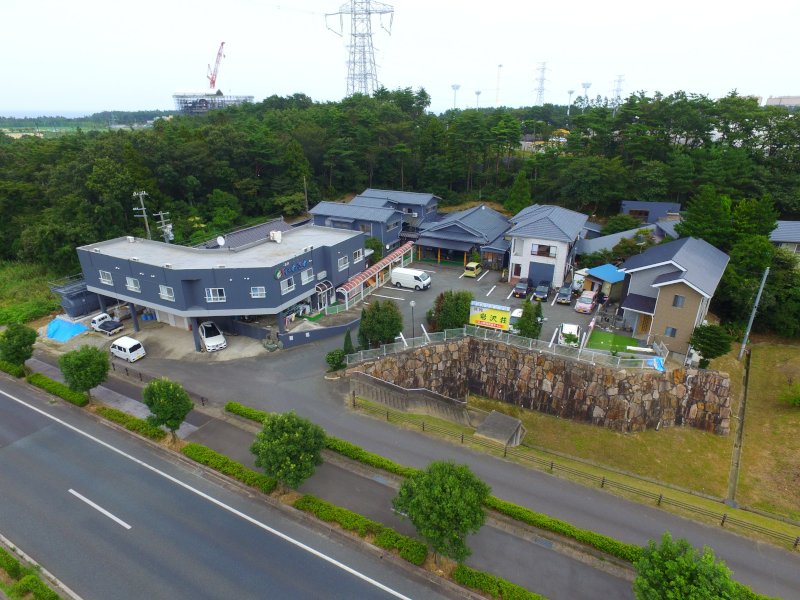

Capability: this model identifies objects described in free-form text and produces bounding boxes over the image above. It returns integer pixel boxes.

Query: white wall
[509,236,571,287]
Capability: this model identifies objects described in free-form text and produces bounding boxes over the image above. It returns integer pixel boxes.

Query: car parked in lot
[558,323,583,347]
[391,267,431,290]
[555,286,572,305]
[200,321,227,352]
[110,336,145,362]
[574,291,598,314]
[463,262,483,278]
[512,278,532,298]
[532,280,551,302]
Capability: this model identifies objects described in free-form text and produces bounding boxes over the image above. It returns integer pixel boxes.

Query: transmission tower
[534,62,549,106]
[611,75,625,114]
[326,1,394,96]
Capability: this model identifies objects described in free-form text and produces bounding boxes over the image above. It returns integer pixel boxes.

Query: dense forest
[1,87,799,333]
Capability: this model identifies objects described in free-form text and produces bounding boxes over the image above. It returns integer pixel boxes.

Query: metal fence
[352,397,800,549]
[109,361,209,406]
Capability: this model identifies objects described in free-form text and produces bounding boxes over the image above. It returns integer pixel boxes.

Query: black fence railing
[352,397,800,549]
[109,361,209,407]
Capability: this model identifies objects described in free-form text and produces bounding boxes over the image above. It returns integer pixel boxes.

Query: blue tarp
[647,357,665,372]
[47,319,88,342]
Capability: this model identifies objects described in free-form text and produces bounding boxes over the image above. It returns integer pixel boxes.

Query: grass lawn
[586,330,638,352]
[0,261,62,325]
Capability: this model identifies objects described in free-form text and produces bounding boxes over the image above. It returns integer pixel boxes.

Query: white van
[110,336,146,363]
[391,267,431,290]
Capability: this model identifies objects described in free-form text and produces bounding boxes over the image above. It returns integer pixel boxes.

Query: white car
[110,336,146,362]
[558,323,583,347]
[199,321,227,352]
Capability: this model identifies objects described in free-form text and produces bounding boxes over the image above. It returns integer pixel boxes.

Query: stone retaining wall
[347,337,731,435]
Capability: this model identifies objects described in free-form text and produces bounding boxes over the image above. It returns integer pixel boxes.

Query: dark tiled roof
[621,201,682,213]
[652,271,685,286]
[621,293,657,314]
[358,188,440,207]
[655,219,681,239]
[583,222,604,232]
[772,220,800,243]
[482,234,511,253]
[419,204,510,245]
[310,201,400,223]
[576,226,655,255]
[509,205,588,242]
[196,219,292,249]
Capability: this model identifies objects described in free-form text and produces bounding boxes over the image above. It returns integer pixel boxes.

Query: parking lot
[370,261,598,344]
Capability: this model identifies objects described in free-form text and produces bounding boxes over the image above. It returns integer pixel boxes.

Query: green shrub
[485,496,641,563]
[181,443,277,494]
[26,373,89,407]
[95,406,166,440]
[0,360,24,378]
[325,436,421,478]
[294,494,427,565]
[325,349,345,369]
[13,574,62,600]
[0,546,22,580]
[0,299,60,326]
[734,582,781,600]
[453,564,548,600]
[225,401,270,423]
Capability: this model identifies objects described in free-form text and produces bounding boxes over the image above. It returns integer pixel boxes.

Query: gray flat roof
[79,224,361,270]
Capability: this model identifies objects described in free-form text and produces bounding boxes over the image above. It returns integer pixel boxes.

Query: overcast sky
[3,0,797,117]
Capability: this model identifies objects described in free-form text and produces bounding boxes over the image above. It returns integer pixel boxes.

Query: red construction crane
[207,42,225,89]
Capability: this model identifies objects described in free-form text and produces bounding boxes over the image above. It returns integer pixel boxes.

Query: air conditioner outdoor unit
[270,230,282,244]
[126,236,135,243]
[164,263,172,269]
[412,212,418,218]
[131,257,139,262]
[217,264,226,269]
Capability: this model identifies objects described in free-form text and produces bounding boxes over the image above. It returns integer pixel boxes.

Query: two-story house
[310,201,403,251]
[352,189,440,230]
[415,204,510,264]
[617,237,729,358]
[507,205,588,288]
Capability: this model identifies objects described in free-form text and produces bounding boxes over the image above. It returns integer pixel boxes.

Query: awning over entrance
[415,237,474,252]
[336,242,414,295]
[621,293,657,315]
[527,261,556,285]
[315,280,333,294]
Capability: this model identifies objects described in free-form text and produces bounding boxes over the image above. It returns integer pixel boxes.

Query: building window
[672,295,685,309]
[426,204,437,214]
[532,244,556,258]
[205,288,226,303]
[301,268,314,285]
[665,327,677,338]
[125,277,140,293]
[387,221,400,230]
[359,224,371,235]
[251,286,266,298]
[628,209,650,221]
[338,256,349,271]
[331,220,351,229]
[280,277,295,295]
[403,207,413,214]
[353,249,363,263]
[159,285,175,302]
[99,270,113,286]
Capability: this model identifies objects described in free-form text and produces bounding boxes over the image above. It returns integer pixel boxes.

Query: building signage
[275,259,310,280]
[469,301,511,331]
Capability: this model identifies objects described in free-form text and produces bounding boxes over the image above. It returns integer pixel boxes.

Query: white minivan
[391,267,431,291]
[110,336,146,362]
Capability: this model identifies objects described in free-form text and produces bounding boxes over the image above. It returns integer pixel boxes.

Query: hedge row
[0,546,22,580]
[25,373,89,407]
[485,496,642,563]
[181,443,277,495]
[325,436,421,478]
[294,494,428,565]
[225,401,270,423]
[95,406,166,440]
[734,583,780,600]
[453,564,548,600]
[13,574,62,600]
[0,360,24,378]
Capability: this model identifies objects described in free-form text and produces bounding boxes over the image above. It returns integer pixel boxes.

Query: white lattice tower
[534,62,549,106]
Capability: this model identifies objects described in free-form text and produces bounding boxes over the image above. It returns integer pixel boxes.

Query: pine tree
[674,186,734,250]
[504,170,532,215]
[343,328,355,355]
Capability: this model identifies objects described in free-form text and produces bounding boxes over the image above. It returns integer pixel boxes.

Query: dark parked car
[532,280,551,302]
[512,278,532,298]
[555,286,572,305]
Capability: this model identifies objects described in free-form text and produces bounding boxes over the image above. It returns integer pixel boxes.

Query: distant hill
[0,109,173,127]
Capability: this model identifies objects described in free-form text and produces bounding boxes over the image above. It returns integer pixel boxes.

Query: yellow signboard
[469,301,511,331]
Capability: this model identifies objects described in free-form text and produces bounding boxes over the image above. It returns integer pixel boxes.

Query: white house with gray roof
[507,205,588,288]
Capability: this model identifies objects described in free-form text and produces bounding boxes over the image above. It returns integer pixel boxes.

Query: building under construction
[172,88,254,115]
[765,95,800,109]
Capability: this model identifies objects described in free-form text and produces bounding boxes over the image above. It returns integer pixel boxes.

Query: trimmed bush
[0,360,24,378]
[26,373,89,407]
[13,574,62,600]
[485,496,641,563]
[0,546,22,580]
[453,564,548,600]
[95,406,166,440]
[325,436,421,478]
[294,494,427,565]
[734,583,781,600]
[225,401,269,423]
[181,443,277,495]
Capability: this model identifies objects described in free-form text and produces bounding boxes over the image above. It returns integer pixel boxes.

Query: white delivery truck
[110,336,146,363]
[391,267,431,290]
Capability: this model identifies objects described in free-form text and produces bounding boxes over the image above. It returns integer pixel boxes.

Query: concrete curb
[0,532,85,600]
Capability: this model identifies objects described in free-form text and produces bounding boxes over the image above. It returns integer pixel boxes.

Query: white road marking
[390,288,414,293]
[551,295,558,306]
[458,273,465,279]
[477,270,489,281]
[506,289,514,300]
[372,294,405,301]
[486,286,496,297]
[418,269,436,273]
[68,489,131,529]
[0,389,413,600]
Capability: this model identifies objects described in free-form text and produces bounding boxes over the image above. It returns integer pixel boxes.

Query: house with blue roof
[415,204,510,265]
[582,264,626,302]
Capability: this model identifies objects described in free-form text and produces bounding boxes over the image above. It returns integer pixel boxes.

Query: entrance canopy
[416,237,474,252]
[336,242,414,295]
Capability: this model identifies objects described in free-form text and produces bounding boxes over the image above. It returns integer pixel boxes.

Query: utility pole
[566,90,574,117]
[153,211,173,243]
[303,176,309,217]
[726,349,751,506]
[495,65,503,108]
[132,191,151,240]
[451,84,460,110]
[738,267,769,360]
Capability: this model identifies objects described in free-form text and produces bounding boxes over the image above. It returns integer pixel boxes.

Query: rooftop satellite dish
[216,236,225,247]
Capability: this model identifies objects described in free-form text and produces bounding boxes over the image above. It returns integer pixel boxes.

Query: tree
[674,186,734,251]
[504,170,532,215]
[470,252,482,264]
[359,299,404,346]
[0,322,38,366]
[731,194,779,242]
[601,214,641,235]
[426,290,473,332]
[142,378,194,442]
[392,460,491,563]
[688,325,733,369]
[343,328,355,355]
[249,410,326,488]
[57,345,109,399]
[634,533,737,600]
[515,299,543,339]
[364,237,384,266]
[325,349,345,370]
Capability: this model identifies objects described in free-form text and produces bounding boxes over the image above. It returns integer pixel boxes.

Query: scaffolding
[172,89,254,115]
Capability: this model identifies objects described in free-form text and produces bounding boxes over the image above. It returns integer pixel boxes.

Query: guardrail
[109,361,209,406]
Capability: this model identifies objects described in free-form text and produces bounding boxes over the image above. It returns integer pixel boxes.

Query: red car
[574,291,598,314]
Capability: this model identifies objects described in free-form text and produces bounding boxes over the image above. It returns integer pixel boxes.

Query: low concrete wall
[279,318,361,349]
[350,371,471,426]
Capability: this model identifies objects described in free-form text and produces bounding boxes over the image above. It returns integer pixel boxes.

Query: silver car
[200,321,227,352]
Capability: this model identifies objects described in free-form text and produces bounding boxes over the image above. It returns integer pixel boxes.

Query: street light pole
[410,300,416,339]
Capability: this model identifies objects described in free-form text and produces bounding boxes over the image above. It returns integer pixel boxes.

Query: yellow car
[464,262,483,278]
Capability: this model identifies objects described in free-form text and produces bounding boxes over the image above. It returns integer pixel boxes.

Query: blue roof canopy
[586,264,625,284]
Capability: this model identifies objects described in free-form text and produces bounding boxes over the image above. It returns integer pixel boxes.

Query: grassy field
[585,330,638,352]
[0,261,61,325]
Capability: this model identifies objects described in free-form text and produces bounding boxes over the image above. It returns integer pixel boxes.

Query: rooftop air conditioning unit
[217,264,226,268]
[164,263,172,269]
[92,248,100,253]
[131,257,139,262]
[126,236,135,243]
[270,230,282,244]
[412,212,418,218]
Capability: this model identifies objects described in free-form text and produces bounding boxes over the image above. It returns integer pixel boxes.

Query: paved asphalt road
[0,377,455,600]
